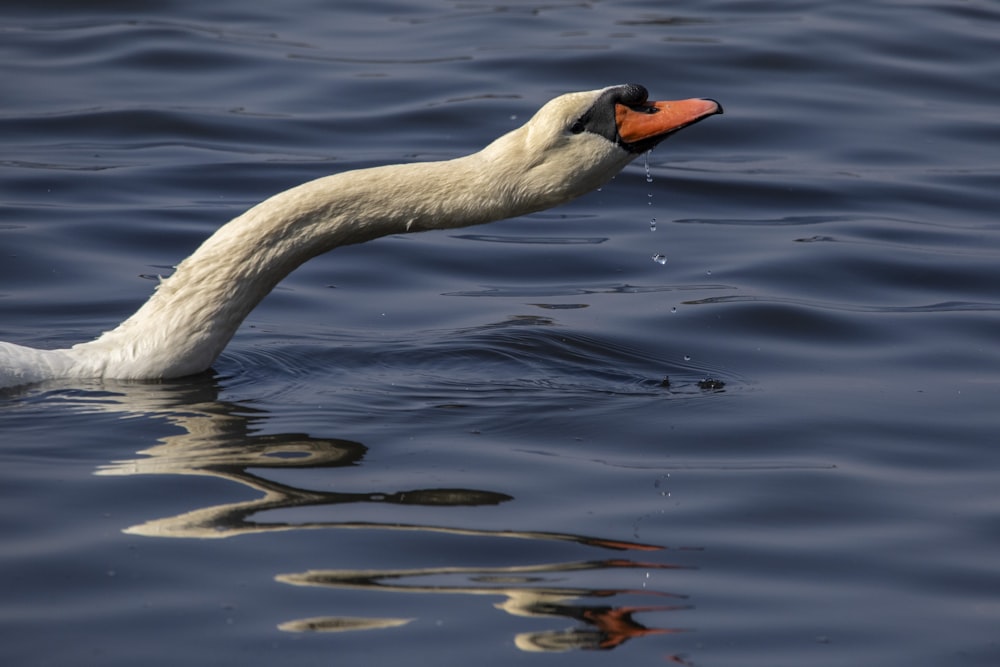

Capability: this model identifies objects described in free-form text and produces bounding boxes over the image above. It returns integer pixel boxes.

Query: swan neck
[71,153,536,380]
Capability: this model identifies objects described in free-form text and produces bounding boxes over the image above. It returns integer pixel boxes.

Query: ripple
[443,282,732,298]
[214,320,747,416]
[451,233,607,245]
[288,53,473,65]
[685,294,1000,315]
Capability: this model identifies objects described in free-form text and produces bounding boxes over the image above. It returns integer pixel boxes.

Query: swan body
[1,84,720,387]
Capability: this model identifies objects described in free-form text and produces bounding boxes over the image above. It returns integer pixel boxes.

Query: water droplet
[706,270,712,276]
[683,355,691,361]
[644,151,653,183]
[670,306,677,313]
[649,218,657,231]
[652,253,667,265]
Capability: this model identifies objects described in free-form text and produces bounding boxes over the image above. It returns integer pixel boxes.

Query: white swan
[1,84,721,387]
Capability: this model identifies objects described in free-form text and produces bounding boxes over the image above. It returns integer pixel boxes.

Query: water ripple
[685,294,1000,315]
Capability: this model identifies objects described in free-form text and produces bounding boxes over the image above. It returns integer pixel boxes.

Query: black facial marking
[570,83,663,154]
[617,83,649,107]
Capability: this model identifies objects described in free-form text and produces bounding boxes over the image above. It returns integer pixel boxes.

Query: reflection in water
[72,378,695,654]
[100,432,512,539]
[279,560,689,651]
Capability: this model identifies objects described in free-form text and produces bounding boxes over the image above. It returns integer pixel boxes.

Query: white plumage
[1,86,720,387]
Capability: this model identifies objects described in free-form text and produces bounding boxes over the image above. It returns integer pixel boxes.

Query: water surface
[2,1,999,665]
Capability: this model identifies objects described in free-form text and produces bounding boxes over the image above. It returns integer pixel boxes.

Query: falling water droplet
[652,253,667,265]
[650,217,657,232]
[706,270,712,276]
[644,151,653,183]
[684,355,692,361]
[670,306,677,313]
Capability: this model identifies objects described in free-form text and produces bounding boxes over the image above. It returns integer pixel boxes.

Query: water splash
[652,253,667,265]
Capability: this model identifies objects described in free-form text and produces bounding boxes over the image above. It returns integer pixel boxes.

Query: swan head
[481,83,722,210]
[554,83,722,155]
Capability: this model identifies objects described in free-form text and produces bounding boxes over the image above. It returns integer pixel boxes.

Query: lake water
[2,1,999,665]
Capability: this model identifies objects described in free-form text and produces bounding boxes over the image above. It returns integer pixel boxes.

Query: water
[2,1,999,665]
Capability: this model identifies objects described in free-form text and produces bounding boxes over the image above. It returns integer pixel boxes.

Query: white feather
[1,86,697,387]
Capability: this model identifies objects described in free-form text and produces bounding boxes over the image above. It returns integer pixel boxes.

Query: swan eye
[569,120,586,134]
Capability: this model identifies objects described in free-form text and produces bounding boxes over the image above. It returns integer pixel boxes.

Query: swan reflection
[278,560,689,651]
[99,433,512,539]
[75,378,695,654]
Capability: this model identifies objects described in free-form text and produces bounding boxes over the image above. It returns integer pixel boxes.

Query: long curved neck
[68,139,577,380]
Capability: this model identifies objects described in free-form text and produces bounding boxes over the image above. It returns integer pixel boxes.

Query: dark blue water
[2,1,999,665]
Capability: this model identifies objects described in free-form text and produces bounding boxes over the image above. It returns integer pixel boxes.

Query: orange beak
[615,98,722,145]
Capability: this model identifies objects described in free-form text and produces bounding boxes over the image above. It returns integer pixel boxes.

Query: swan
[0,84,721,387]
